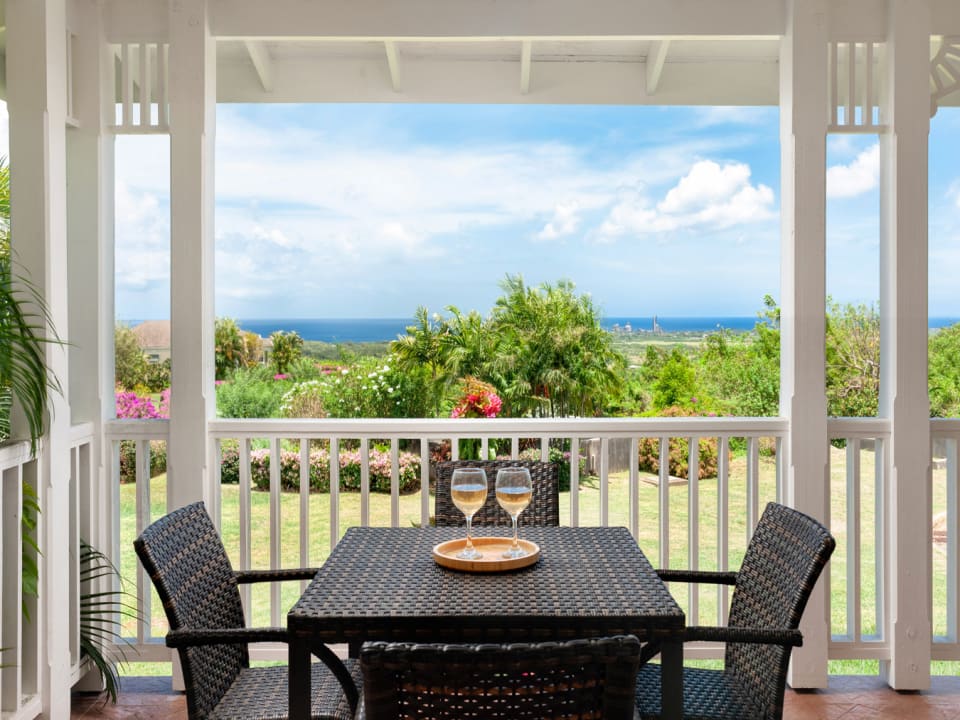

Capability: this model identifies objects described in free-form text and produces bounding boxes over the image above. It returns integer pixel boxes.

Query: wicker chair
[133,502,361,720]
[635,502,836,720]
[360,635,642,720]
[434,459,560,527]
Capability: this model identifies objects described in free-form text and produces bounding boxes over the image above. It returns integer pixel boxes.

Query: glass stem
[511,515,519,551]
[465,515,474,551]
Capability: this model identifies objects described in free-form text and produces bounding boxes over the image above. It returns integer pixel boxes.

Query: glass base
[457,547,483,560]
[501,547,527,559]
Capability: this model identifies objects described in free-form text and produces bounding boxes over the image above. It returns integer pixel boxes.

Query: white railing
[827,418,890,662]
[104,415,960,668]
[931,418,960,661]
[0,439,42,720]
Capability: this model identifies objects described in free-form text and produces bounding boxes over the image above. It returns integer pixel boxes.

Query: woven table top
[288,526,685,646]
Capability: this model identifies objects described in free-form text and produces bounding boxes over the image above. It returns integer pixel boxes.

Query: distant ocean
[227,316,960,344]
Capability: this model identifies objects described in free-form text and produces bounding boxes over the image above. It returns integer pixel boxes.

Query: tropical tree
[698,295,780,417]
[825,299,879,417]
[441,305,494,380]
[488,275,626,417]
[114,323,148,391]
[929,322,960,417]
[270,330,304,375]
[215,317,246,380]
[390,306,452,415]
[652,348,698,410]
[241,330,263,367]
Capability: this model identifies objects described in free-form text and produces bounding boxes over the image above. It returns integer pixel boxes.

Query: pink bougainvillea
[115,389,170,419]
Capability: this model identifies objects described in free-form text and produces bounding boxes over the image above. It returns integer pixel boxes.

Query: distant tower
[652,315,662,334]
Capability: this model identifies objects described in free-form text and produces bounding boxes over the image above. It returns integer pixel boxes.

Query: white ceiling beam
[520,40,532,94]
[384,40,401,91]
[216,55,780,105]
[208,0,786,39]
[244,40,274,92]
[645,39,670,95]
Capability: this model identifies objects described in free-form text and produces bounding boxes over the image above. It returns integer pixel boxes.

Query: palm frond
[79,539,140,703]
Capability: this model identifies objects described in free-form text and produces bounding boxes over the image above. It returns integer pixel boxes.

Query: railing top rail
[930,418,960,433]
[0,437,34,470]
[71,421,96,445]
[104,418,170,441]
[828,417,891,437]
[207,416,790,438]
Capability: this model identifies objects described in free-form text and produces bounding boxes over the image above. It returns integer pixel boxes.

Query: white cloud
[694,107,773,128]
[594,160,775,242]
[658,161,752,214]
[826,143,880,198]
[536,201,581,241]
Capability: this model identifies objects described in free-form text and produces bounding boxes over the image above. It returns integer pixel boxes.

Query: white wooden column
[6,0,73,715]
[879,0,932,691]
[779,0,830,688]
[168,0,217,512]
[66,0,115,554]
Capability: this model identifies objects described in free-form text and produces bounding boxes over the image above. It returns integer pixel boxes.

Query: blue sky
[2,101,958,321]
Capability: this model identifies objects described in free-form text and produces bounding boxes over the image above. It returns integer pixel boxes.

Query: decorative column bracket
[930,36,960,118]
[109,42,170,133]
[828,40,886,133]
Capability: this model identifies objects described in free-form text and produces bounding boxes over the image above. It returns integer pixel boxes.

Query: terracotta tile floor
[71,675,960,719]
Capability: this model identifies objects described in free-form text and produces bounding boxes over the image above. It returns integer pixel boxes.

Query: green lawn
[117,445,958,677]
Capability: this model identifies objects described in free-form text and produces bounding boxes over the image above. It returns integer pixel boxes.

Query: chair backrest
[133,502,247,719]
[726,502,836,720]
[360,635,641,720]
[435,459,560,527]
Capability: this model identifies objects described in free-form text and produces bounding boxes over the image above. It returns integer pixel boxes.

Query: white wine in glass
[450,467,487,559]
[495,467,533,558]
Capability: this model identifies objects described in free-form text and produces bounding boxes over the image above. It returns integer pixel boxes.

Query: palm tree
[390,306,452,416]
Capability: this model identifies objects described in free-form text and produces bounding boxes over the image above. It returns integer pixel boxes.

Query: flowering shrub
[636,406,721,480]
[116,391,160,419]
[280,380,327,418]
[243,446,421,493]
[118,440,168,483]
[312,357,431,418]
[450,377,502,418]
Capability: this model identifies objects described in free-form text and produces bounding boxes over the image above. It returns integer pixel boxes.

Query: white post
[779,0,830,688]
[879,0,932,691]
[67,0,115,547]
[167,0,217,512]
[6,0,73,715]
[66,2,117,692]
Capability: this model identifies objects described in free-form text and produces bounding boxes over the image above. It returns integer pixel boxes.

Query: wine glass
[495,467,533,558]
[450,467,488,559]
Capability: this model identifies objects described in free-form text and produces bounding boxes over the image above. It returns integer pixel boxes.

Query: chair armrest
[234,568,319,584]
[657,569,738,585]
[165,627,288,648]
[684,625,803,647]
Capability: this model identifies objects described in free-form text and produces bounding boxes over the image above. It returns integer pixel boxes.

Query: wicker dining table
[288,525,686,719]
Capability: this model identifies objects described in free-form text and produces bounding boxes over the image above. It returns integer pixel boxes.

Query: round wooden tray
[432,536,541,572]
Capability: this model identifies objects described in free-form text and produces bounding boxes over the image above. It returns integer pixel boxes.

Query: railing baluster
[239,439,252,618]
[299,439,310,580]
[570,436,580,527]
[360,439,370,527]
[846,438,862,642]
[269,438,282,627]
[718,436,730,624]
[330,437,340,550]
[658,436,670,570]
[390,439,400,527]
[688,435,700,626]
[629,437,639,539]
[420,437,430,528]
[136,439,151,643]
[599,436,609,527]
[746,436,759,540]
[948,437,958,643]
[872,437,884,642]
